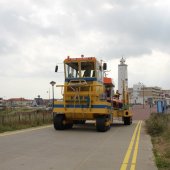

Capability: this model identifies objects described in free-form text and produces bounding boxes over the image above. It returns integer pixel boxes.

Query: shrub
[146,113,170,170]
[145,113,169,136]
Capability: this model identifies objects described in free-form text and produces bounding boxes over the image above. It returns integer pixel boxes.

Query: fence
[0,111,53,126]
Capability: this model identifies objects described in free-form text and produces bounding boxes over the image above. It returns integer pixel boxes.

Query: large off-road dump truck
[53,56,132,132]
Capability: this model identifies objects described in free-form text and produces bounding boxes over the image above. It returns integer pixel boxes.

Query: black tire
[124,117,131,125]
[65,123,73,129]
[96,117,107,132]
[53,114,65,130]
[130,117,132,124]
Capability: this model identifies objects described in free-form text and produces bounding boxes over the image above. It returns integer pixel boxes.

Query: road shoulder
[137,122,157,170]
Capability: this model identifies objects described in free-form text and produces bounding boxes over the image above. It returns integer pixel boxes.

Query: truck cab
[64,56,103,82]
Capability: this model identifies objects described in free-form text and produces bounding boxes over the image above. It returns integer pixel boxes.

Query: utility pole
[50,81,56,118]
[143,85,145,109]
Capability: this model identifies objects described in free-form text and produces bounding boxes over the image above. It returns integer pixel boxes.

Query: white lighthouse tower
[118,57,128,101]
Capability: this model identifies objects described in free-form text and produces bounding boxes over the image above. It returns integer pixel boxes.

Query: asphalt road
[0,119,157,170]
[131,105,157,120]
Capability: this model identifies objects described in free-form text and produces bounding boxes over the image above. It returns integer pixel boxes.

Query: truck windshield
[81,61,95,78]
[65,61,96,79]
[65,62,79,78]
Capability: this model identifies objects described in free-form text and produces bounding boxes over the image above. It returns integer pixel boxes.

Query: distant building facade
[32,97,44,107]
[0,97,6,109]
[129,83,166,105]
[6,98,32,107]
[162,90,170,106]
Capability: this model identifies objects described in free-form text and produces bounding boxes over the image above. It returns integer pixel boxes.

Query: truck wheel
[124,117,131,125]
[53,114,65,130]
[130,117,132,124]
[96,117,107,132]
[66,123,73,129]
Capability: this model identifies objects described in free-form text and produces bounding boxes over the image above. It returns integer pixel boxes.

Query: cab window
[65,62,79,78]
[81,61,95,78]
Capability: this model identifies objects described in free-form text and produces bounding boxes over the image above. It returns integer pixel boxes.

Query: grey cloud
[1,0,169,59]
[0,0,170,98]
[56,0,170,57]
[0,39,15,54]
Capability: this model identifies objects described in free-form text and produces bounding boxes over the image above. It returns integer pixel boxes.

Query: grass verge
[0,122,52,133]
[0,111,53,133]
[145,113,170,170]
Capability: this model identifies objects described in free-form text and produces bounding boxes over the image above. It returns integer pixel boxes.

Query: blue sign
[157,100,167,113]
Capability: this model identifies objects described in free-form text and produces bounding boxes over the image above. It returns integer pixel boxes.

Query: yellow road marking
[120,121,141,170]
[0,125,52,137]
[130,121,142,170]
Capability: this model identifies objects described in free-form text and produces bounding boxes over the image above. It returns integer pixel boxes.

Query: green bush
[155,155,170,169]
[154,149,170,169]
[145,113,169,136]
[165,149,170,159]
[146,113,170,170]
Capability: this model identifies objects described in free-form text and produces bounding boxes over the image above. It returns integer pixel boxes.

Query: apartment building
[128,83,164,105]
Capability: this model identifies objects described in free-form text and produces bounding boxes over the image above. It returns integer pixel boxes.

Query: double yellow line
[120,121,142,170]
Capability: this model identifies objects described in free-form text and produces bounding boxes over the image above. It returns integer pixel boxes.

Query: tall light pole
[50,81,56,115]
[139,82,145,109]
[142,85,145,109]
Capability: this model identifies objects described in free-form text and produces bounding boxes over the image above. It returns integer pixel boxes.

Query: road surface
[131,104,157,120]
[0,118,157,170]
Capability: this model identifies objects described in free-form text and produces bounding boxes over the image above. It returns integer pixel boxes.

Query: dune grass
[146,113,170,170]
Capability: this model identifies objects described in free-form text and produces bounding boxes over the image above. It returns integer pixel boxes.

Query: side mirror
[103,63,107,70]
[55,65,58,72]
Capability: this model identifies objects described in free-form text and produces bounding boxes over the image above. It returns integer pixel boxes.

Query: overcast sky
[0,0,170,99]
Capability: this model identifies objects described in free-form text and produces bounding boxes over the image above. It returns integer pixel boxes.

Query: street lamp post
[50,81,56,119]
[139,82,145,109]
[50,81,56,110]
[143,85,145,109]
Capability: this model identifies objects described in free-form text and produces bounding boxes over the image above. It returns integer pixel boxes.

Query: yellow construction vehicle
[53,56,132,132]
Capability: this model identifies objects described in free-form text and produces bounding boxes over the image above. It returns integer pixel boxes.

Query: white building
[129,83,163,105]
[118,57,128,100]
[131,83,145,104]
[163,90,170,106]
